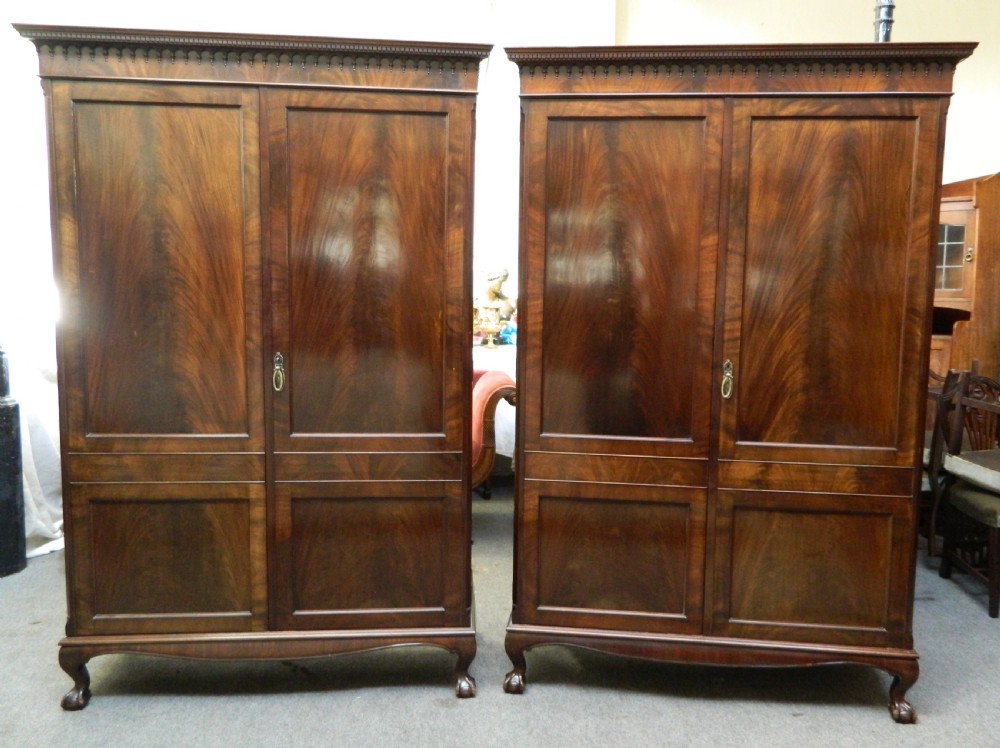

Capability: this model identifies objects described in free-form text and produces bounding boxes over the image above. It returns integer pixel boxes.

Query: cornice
[505,42,977,96]
[506,42,977,69]
[14,24,492,73]
[506,42,976,84]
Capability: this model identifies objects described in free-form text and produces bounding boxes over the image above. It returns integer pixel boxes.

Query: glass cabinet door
[936,199,977,310]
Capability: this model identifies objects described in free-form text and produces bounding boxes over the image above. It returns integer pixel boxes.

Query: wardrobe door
[264,90,473,630]
[514,99,723,634]
[712,97,946,645]
[48,81,268,635]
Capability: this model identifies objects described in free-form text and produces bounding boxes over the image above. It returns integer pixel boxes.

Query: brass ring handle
[272,352,285,393]
[721,359,734,400]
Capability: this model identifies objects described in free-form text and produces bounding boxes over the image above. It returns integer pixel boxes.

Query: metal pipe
[875,0,896,42]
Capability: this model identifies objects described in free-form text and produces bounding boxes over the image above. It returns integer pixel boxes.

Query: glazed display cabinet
[503,42,975,723]
[16,24,490,708]
[932,173,1000,378]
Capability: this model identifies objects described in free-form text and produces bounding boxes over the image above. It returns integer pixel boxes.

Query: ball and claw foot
[453,644,477,698]
[455,673,477,698]
[888,672,917,724]
[889,698,916,724]
[503,669,526,694]
[59,652,92,711]
[61,686,92,711]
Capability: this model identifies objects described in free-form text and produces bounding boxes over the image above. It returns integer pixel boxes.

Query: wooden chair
[938,372,1000,617]
[471,369,516,498]
[922,369,965,556]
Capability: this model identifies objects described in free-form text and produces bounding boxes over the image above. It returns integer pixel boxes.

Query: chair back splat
[923,369,966,556]
[939,372,1000,617]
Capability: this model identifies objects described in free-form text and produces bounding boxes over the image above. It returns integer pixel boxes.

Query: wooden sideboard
[503,42,975,723]
[16,24,490,708]
[933,173,1000,378]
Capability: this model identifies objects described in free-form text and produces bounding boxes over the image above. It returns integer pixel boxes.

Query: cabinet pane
[71,482,267,636]
[728,506,891,628]
[712,489,910,647]
[74,101,252,436]
[91,500,254,616]
[516,480,705,634]
[540,118,707,439]
[271,481,469,630]
[537,495,691,615]
[284,109,447,436]
[936,223,967,291]
[734,115,915,449]
[290,495,445,612]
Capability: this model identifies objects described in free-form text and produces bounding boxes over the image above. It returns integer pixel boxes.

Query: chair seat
[944,449,1000,493]
[949,480,1000,529]
[471,369,516,496]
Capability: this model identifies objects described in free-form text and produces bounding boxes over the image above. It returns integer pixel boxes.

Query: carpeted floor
[1,483,997,747]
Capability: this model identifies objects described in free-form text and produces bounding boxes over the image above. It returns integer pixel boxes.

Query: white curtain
[10,347,63,557]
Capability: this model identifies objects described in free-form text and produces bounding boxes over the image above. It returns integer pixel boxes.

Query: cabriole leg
[453,640,477,698]
[887,662,919,724]
[503,639,527,694]
[59,647,92,711]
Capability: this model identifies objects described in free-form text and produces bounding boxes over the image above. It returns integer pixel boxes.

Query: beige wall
[0,0,617,353]
[1,0,995,368]
[616,0,1000,184]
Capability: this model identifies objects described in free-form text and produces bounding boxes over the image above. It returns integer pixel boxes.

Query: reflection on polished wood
[542,117,705,439]
[284,107,446,436]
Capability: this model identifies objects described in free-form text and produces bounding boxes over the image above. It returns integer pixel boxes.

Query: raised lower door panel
[66,483,268,636]
[519,480,706,634]
[711,489,914,647]
[271,481,468,630]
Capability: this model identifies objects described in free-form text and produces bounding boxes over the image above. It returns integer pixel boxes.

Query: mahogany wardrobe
[16,24,490,708]
[502,42,975,723]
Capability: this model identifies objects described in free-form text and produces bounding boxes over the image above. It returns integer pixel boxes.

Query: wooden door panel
[513,99,720,636]
[736,116,911,449]
[712,490,913,647]
[541,117,708,440]
[720,98,941,468]
[266,91,470,456]
[264,90,473,628]
[520,100,722,457]
[516,481,705,634]
[67,483,267,636]
[284,109,446,436]
[51,83,263,452]
[272,482,468,630]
